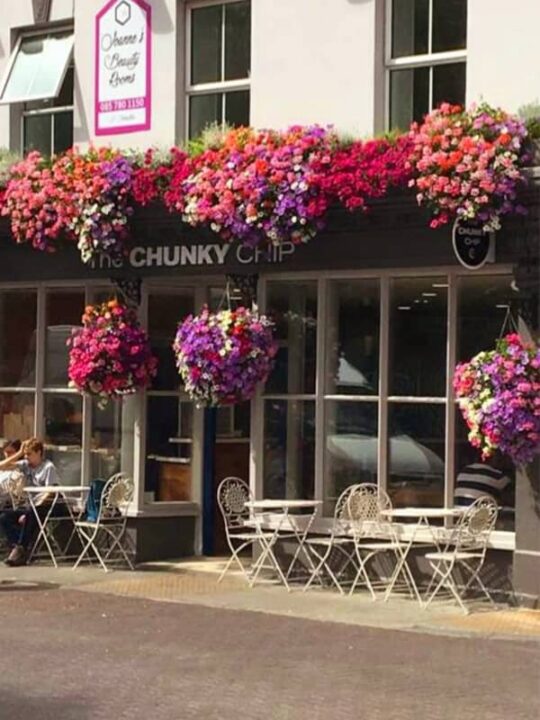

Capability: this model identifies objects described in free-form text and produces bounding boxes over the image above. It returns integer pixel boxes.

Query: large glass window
[44,392,82,486]
[259,272,516,540]
[0,290,37,388]
[146,289,196,502]
[265,282,317,395]
[0,392,35,443]
[263,399,315,500]
[389,277,447,397]
[388,0,467,129]
[455,274,516,529]
[45,289,84,388]
[187,1,251,138]
[22,65,74,156]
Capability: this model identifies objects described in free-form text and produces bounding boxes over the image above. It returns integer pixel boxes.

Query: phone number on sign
[99,98,145,112]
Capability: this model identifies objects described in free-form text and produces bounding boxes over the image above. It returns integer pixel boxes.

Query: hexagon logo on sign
[95,0,151,135]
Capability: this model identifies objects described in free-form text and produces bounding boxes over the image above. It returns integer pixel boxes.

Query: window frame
[0,29,74,105]
[185,0,251,139]
[384,0,467,129]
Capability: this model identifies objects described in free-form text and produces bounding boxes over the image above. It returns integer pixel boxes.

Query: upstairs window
[0,31,74,156]
[187,1,251,139]
[387,0,467,130]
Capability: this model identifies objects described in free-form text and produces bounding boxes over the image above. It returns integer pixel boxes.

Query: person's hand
[17,515,26,526]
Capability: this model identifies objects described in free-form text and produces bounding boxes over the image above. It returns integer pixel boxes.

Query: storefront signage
[95,0,151,135]
[452,219,495,270]
[89,241,297,270]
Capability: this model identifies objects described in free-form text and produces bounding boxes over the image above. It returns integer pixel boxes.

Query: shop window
[146,397,193,502]
[324,401,378,515]
[387,402,445,508]
[90,396,135,482]
[455,274,516,529]
[0,392,35,444]
[0,290,37,388]
[44,392,82,486]
[0,31,74,156]
[387,0,467,129]
[45,289,85,388]
[146,289,196,502]
[326,280,380,396]
[187,1,251,138]
[389,277,448,397]
[265,281,318,395]
[263,399,315,500]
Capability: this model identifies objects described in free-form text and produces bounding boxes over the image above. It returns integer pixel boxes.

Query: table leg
[283,509,319,582]
[382,518,424,604]
[27,494,59,568]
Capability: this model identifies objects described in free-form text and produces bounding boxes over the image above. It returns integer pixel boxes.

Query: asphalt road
[0,587,538,720]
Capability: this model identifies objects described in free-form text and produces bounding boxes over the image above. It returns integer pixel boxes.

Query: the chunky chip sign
[95,0,151,135]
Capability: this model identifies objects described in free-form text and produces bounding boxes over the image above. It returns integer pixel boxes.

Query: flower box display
[408,102,528,231]
[454,333,540,465]
[173,305,277,406]
[0,104,533,261]
[68,299,157,407]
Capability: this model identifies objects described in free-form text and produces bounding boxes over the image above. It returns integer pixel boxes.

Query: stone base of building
[127,515,197,563]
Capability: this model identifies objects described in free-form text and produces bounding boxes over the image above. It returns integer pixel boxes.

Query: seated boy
[0,437,61,566]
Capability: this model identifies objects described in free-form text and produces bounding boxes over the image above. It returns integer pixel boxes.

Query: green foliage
[518,101,540,139]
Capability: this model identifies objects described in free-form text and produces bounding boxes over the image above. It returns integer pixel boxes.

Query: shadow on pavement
[0,579,58,592]
[0,691,92,720]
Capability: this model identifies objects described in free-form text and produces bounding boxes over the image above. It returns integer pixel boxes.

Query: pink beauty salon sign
[95,0,151,135]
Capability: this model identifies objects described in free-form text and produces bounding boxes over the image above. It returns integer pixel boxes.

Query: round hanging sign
[452,219,495,270]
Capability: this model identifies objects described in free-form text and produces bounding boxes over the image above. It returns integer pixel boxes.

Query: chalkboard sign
[452,219,495,269]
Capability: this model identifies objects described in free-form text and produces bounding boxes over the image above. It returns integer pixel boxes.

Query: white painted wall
[251,0,379,136]
[466,0,540,113]
[1,0,540,152]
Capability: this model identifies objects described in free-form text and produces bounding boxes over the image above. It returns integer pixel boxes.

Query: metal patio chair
[73,472,134,572]
[347,483,417,600]
[217,477,283,586]
[423,496,498,614]
[302,484,360,594]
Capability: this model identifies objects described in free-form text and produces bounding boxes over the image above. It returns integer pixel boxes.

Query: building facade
[0,0,538,603]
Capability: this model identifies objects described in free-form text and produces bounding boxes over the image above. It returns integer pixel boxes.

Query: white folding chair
[217,477,282,586]
[423,496,499,614]
[347,484,418,600]
[73,473,134,572]
[302,484,360,594]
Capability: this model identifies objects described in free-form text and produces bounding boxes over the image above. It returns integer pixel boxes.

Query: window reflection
[390,278,447,396]
[148,292,194,391]
[326,280,379,395]
[44,393,82,486]
[324,401,378,515]
[146,397,193,502]
[0,392,34,442]
[0,291,37,387]
[90,397,135,481]
[457,275,513,362]
[265,282,317,394]
[45,290,84,387]
[263,400,314,500]
[387,402,445,508]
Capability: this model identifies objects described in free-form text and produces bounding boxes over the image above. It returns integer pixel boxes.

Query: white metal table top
[24,485,89,493]
[245,499,322,510]
[380,507,464,519]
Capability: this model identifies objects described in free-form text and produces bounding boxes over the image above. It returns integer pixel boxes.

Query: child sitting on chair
[0,438,61,566]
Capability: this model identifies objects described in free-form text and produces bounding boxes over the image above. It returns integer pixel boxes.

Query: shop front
[0,191,538,600]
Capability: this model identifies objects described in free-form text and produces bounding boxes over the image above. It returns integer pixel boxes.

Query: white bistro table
[245,499,322,590]
[379,506,465,604]
[25,485,89,568]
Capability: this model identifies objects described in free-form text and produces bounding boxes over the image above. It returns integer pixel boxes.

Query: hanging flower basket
[173,305,277,406]
[408,102,528,231]
[453,333,540,465]
[68,299,157,408]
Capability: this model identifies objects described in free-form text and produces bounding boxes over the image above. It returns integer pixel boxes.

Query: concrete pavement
[0,583,538,720]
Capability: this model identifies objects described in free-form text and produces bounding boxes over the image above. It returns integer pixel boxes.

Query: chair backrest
[217,477,251,533]
[98,473,134,522]
[5,471,26,509]
[346,483,393,538]
[453,496,498,553]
